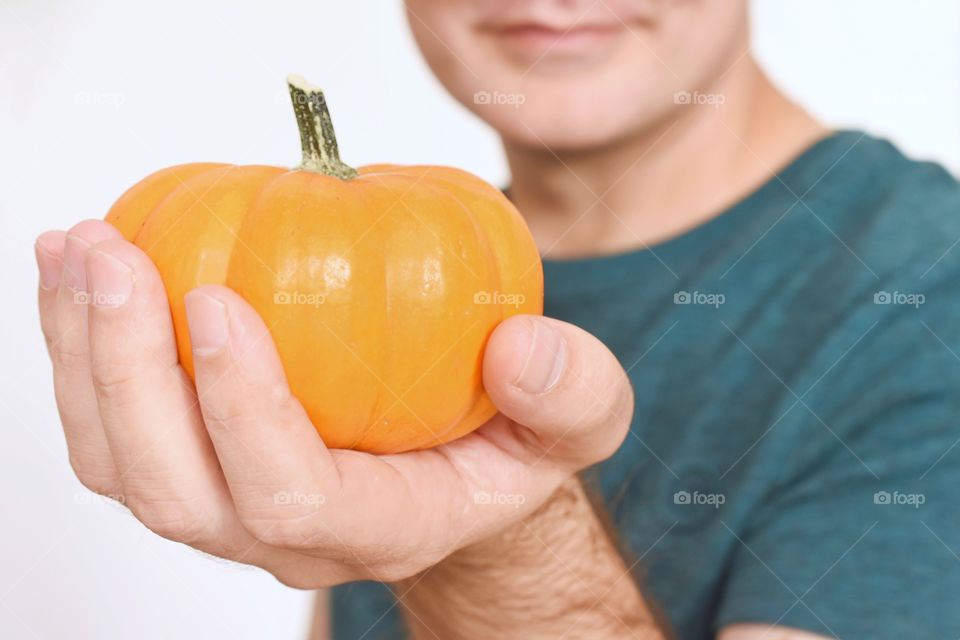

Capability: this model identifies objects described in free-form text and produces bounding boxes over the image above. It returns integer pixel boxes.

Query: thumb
[482,315,634,468]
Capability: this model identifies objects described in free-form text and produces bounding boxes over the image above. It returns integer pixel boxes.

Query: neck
[503,58,827,259]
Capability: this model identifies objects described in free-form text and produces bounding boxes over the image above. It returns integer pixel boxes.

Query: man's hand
[35,219,634,588]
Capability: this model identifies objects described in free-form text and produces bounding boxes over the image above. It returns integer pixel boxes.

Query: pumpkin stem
[287,75,358,180]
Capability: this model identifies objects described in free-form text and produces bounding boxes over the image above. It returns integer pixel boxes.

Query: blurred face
[405,0,750,152]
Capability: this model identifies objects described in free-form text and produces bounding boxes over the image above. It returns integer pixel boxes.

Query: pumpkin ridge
[343,176,390,451]
[415,172,539,444]
[134,165,239,250]
[400,175,498,445]
[106,162,229,241]
[361,172,434,451]
[423,176,503,438]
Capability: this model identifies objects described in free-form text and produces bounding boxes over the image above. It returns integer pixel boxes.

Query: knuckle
[40,325,58,353]
[51,344,90,371]
[241,514,319,550]
[244,378,291,407]
[585,359,632,423]
[68,455,120,497]
[608,373,635,431]
[588,374,633,460]
[127,496,210,544]
[90,360,141,401]
[199,398,250,429]
[201,381,291,429]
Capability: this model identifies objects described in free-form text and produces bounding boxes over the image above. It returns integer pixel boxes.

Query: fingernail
[514,319,567,394]
[35,237,62,290]
[185,291,229,355]
[87,250,134,308]
[62,235,91,292]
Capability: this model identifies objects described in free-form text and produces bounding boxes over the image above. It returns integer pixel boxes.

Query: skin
[37,1,834,638]
[36,221,630,581]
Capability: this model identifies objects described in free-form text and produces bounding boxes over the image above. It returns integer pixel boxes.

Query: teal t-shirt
[332,131,960,639]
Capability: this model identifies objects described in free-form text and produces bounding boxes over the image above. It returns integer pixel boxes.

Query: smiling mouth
[487,22,624,61]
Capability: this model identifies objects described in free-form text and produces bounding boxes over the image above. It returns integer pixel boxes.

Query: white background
[1,1,957,638]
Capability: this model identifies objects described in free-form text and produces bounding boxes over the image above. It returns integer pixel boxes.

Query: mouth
[485,21,624,62]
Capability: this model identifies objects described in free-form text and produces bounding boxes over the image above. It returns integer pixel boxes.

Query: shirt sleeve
[714,292,960,638]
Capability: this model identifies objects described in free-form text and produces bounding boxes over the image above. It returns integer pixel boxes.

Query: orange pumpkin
[104,76,542,454]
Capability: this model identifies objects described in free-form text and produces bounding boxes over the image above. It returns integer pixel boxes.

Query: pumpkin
[104,76,543,454]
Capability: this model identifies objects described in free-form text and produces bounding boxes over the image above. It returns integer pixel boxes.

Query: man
[37,1,960,638]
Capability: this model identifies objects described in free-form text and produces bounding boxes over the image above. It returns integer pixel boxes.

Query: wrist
[395,476,584,634]
[395,476,662,639]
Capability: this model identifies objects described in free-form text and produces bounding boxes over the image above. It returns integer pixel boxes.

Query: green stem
[287,74,358,179]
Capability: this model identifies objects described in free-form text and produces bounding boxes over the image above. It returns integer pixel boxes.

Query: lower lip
[495,24,622,60]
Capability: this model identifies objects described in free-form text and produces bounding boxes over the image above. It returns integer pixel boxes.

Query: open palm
[35,219,632,588]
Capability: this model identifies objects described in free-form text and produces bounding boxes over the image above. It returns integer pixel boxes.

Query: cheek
[405,3,478,92]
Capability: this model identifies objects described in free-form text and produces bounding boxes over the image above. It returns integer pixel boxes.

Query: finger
[47,220,123,495]
[85,237,234,545]
[187,286,473,576]
[36,230,66,352]
[184,286,344,540]
[41,228,362,585]
[482,315,634,467]
[85,241,351,579]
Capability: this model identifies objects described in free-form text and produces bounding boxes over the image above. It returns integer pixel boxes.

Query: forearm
[395,476,666,639]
